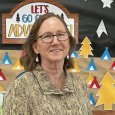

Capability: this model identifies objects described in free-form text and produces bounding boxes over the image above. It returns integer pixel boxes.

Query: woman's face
[33,17,70,63]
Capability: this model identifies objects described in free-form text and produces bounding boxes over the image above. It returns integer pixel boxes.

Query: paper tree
[86,73,93,86]
[0,69,7,81]
[0,85,4,92]
[96,72,115,110]
[110,61,115,70]
[89,76,100,89]
[68,58,80,73]
[1,52,13,64]
[13,58,24,70]
[101,47,111,60]
[96,20,108,38]
[86,58,97,71]
[89,93,96,106]
[79,36,93,58]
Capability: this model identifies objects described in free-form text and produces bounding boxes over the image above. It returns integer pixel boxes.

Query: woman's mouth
[50,49,62,52]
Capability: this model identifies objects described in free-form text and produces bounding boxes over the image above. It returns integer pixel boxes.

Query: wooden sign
[2,0,78,44]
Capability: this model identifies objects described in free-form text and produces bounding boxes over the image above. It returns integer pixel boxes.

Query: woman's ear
[32,42,39,54]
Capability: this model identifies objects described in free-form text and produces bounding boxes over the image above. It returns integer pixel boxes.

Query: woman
[3,13,92,115]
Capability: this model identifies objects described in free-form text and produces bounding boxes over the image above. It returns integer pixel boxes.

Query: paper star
[101,0,113,8]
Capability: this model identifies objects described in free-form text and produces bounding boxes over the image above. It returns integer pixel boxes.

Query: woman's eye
[58,33,64,37]
[44,35,52,38]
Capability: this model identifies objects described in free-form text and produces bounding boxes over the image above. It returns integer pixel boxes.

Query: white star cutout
[101,0,113,8]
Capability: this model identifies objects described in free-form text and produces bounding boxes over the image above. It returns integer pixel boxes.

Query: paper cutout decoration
[89,76,100,89]
[15,71,26,79]
[13,58,24,70]
[89,93,96,106]
[86,73,93,86]
[68,59,80,73]
[0,85,4,93]
[96,20,108,38]
[96,72,115,110]
[0,69,7,81]
[101,47,111,60]
[101,0,113,8]
[110,61,115,70]
[1,52,13,64]
[79,36,93,58]
[70,50,78,58]
[86,59,97,71]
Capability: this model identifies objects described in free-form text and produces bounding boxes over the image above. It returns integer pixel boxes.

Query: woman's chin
[49,57,64,62]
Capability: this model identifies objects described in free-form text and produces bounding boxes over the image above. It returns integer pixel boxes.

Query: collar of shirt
[32,64,75,95]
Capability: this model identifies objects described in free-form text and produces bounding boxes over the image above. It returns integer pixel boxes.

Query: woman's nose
[51,36,60,44]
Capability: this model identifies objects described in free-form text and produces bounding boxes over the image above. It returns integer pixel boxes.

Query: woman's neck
[41,60,65,90]
[41,60,64,78]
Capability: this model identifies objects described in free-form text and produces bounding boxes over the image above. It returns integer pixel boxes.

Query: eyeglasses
[37,32,69,43]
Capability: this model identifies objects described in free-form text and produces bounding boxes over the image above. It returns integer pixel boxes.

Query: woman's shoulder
[14,71,34,84]
[6,72,35,93]
[16,71,33,81]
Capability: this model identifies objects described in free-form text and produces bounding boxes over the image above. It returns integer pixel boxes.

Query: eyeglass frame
[36,32,69,43]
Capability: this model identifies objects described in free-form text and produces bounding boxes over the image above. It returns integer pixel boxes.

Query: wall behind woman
[0,0,115,56]
[0,0,115,113]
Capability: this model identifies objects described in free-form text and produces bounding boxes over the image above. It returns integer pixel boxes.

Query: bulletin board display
[0,49,115,111]
[2,0,78,44]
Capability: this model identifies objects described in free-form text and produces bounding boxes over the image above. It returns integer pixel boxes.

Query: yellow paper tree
[13,58,24,70]
[86,73,93,86]
[0,85,4,92]
[79,36,93,58]
[68,58,80,73]
[96,72,115,110]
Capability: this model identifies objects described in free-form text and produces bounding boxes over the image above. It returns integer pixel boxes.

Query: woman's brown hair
[20,12,76,71]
